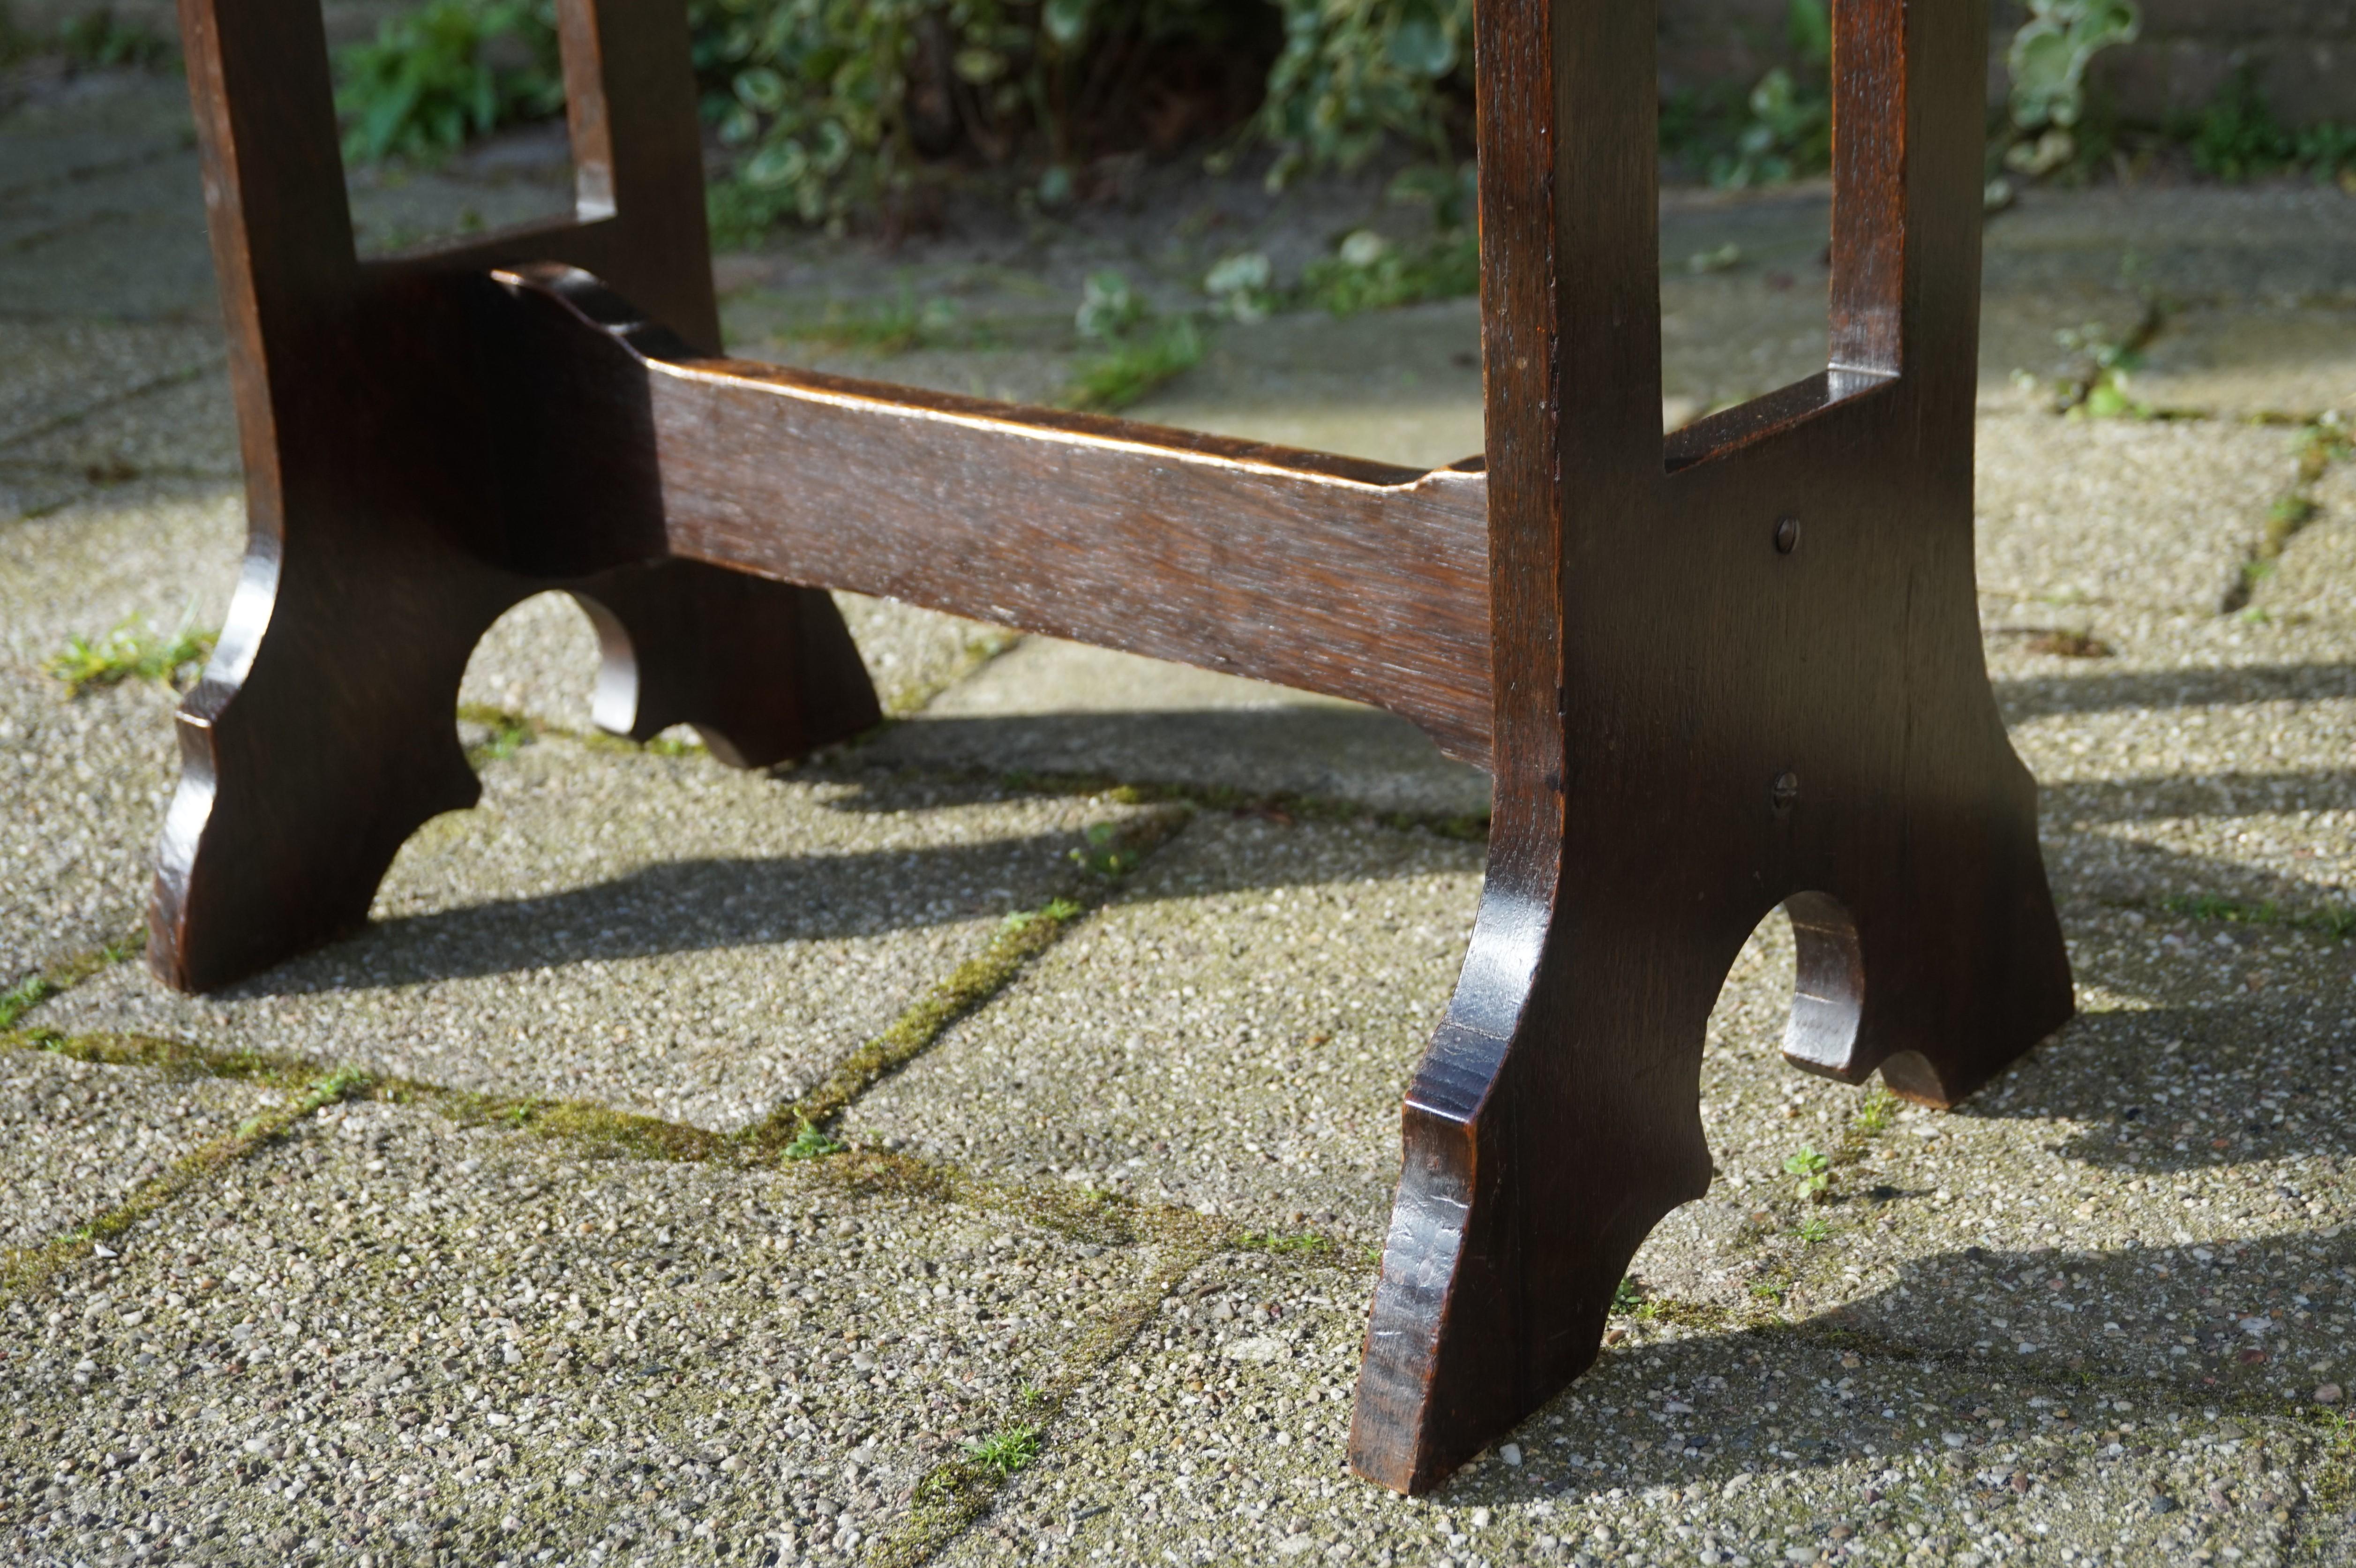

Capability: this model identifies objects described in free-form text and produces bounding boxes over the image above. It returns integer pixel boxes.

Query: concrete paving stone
[0,478,241,666]
[0,76,218,324]
[0,1096,1168,1567]
[0,360,240,481]
[0,322,224,451]
[2249,453,2356,629]
[864,637,1492,818]
[0,668,179,976]
[0,1048,275,1249]
[844,811,1483,1243]
[1974,413,2298,615]
[40,744,1149,1130]
[945,1247,2350,1567]
[1986,620,2356,917]
[2131,302,2356,421]
[1982,184,2356,308]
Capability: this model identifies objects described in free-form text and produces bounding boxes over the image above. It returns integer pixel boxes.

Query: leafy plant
[334,0,563,164]
[1794,1214,1832,1243]
[1784,1144,1831,1203]
[1300,225,1477,317]
[45,609,215,697]
[1252,0,1469,189]
[2007,1,2138,146]
[55,8,173,68]
[1704,0,1831,189]
[780,1122,846,1159]
[1060,275,1202,413]
[2192,64,2291,180]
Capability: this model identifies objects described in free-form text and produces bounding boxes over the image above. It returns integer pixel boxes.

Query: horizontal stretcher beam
[481,265,1496,767]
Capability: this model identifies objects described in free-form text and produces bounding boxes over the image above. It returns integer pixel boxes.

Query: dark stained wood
[474,264,1493,765]
[1347,0,2074,1495]
[158,0,2073,1502]
[150,0,873,993]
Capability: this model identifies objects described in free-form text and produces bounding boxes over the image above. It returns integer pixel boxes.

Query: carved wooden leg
[1347,859,1730,1495]
[149,544,515,994]
[151,554,881,992]
[570,560,880,769]
[1780,770,2078,1109]
[1349,767,2076,1494]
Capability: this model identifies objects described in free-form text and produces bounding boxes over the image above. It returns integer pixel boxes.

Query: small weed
[1299,226,1478,317]
[2162,893,2356,941]
[780,1123,846,1161]
[46,609,215,697]
[462,709,536,765]
[1061,315,1203,413]
[334,0,562,165]
[1069,821,1141,878]
[2315,1407,2356,1510]
[963,1423,1043,1478]
[1853,1086,1899,1136]
[1784,1144,1831,1202]
[1795,1214,1833,1244]
[1610,1275,1658,1320]
[2026,628,2112,659]
[798,286,960,356]
[1236,1230,1336,1258]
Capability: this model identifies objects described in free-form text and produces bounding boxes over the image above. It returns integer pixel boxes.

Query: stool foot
[571,560,879,769]
[148,547,510,993]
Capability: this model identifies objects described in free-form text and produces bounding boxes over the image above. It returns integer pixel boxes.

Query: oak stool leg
[152,0,878,990]
[1349,0,2076,1493]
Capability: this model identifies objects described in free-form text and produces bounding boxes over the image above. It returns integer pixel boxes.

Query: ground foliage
[301,0,2356,237]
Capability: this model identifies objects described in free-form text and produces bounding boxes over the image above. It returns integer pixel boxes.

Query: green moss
[1060,317,1204,413]
[45,613,215,697]
[0,1065,371,1306]
[2162,893,2356,941]
[0,928,143,1032]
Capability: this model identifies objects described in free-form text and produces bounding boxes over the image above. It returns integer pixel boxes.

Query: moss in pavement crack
[0,1065,373,1306]
[870,1217,1226,1568]
[748,806,1191,1152]
[0,926,143,1033]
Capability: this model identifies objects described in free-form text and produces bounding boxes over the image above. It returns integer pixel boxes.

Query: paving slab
[1974,413,2300,616]
[846,812,1484,1243]
[864,638,1492,818]
[0,361,240,484]
[0,668,177,976]
[2131,303,2356,421]
[944,1242,2354,1567]
[0,1096,1169,1568]
[41,746,1144,1130]
[0,1048,275,1249]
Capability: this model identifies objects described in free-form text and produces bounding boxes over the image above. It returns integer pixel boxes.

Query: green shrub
[2191,64,2290,179]
[1251,0,1468,189]
[335,0,563,164]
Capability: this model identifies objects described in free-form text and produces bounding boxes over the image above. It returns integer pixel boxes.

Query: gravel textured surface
[845,813,1483,1241]
[866,638,1492,818]
[39,751,1145,1131]
[0,1100,1170,1568]
[0,1050,272,1249]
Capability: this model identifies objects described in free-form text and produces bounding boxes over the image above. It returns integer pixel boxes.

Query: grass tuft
[2163,893,2356,941]
[45,611,215,697]
[1060,317,1203,413]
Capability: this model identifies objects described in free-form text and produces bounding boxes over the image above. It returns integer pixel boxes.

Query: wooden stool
[156,0,2074,1493]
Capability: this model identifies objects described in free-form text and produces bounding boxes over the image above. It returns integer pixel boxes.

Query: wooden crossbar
[481,265,1495,765]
